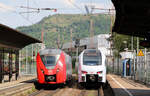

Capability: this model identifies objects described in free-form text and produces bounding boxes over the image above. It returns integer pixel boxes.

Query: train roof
[84,49,99,52]
[83,49,103,55]
[39,49,62,55]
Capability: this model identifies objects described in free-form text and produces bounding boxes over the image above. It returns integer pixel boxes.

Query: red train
[36,49,72,87]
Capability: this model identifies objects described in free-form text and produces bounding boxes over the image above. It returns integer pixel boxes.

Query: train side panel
[56,52,67,83]
[36,53,46,84]
[65,55,72,80]
[78,52,84,82]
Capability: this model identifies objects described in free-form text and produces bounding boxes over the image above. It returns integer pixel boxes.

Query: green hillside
[17,14,111,48]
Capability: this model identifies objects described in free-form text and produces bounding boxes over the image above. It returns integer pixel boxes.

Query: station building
[0,24,41,83]
[63,34,112,57]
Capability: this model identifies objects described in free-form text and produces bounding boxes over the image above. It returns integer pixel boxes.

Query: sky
[0,0,113,28]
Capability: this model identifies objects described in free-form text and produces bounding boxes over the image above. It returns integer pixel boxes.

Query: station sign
[137,49,144,56]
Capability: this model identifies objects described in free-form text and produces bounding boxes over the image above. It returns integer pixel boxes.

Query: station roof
[0,24,42,49]
[112,0,150,38]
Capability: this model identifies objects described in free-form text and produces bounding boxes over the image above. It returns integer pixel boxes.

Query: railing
[20,61,37,75]
[107,51,150,85]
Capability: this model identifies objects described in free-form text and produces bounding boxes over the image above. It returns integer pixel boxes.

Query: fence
[19,44,40,76]
[107,50,150,85]
[20,61,37,75]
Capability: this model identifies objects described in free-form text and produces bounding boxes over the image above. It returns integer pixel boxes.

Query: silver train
[77,49,106,84]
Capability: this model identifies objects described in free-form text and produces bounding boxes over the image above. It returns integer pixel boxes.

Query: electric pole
[90,18,94,48]
[70,28,73,56]
[85,5,95,48]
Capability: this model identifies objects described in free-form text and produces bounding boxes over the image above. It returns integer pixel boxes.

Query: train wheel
[102,81,108,89]
[67,77,74,88]
[34,82,42,90]
[15,73,19,80]
[77,83,84,89]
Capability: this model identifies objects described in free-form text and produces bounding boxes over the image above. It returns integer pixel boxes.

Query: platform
[0,75,36,90]
[107,74,150,96]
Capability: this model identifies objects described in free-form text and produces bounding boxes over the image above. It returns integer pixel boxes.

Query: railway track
[29,88,60,96]
[98,86,104,96]
[78,85,104,96]
[0,83,34,96]
[0,75,112,96]
[0,79,36,96]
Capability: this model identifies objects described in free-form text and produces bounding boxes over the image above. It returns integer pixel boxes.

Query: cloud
[45,0,75,8]
[0,3,14,12]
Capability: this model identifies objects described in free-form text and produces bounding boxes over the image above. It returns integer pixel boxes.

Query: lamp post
[75,38,80,72]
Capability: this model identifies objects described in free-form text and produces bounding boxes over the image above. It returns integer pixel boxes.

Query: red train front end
[36,49,67,84]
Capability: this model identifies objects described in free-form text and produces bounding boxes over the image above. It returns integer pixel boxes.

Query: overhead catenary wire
[68,0,85,14]
[19,11,40,14]
[0,4,34,26]
[18,12,34,25]
[32,0,40,8]
[19,6,57,14]
[27,0,29,19]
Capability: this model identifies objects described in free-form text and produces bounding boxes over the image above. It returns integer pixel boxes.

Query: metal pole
[133,50,136,80]
[19,50,21,76]
[26,47,28,74]
[90,18,94,48]
[27,0,29,19]
[131,36,133,79]
[144,47,147,83]
[75,47,79,72]
[25,0,29,75]
[136,37,139,80]
[117,52,119,74]
[131,36,134,51]
[70,28,73,56]
[32,44,33,74]
[144,38,147,83]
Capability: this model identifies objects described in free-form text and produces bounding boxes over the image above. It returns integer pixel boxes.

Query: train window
[40,55,59,68]
[83,50,102,66]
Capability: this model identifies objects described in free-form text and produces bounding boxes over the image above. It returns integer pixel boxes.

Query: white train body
[78,49,106,83]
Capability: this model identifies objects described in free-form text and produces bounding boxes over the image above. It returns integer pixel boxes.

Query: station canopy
[0,24,42,49]
[112,0,150,38]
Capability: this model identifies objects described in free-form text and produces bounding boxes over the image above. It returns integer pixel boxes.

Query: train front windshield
[83,50,102,66]
[40,55,59,69]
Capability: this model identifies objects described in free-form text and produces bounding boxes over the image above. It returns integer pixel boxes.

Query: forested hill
[16,14,111,48]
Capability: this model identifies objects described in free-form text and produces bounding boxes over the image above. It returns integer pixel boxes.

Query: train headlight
[82,71,87,74]
[57,68,59,72]
[97,71,103,74]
